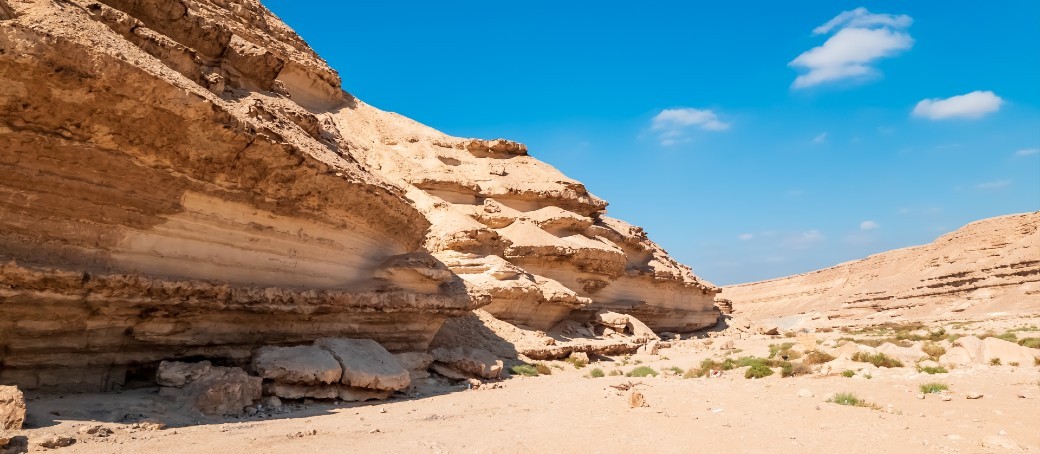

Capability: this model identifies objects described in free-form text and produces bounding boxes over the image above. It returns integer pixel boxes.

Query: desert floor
[8,316,1040,454]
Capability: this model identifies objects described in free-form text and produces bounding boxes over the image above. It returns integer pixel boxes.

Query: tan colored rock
[430,347,504,379]
[0,0,720,392]
[263,382,339,400]
[877,343,928,365]
[315,338,410,391]
[159,364,261,416]
[394,352,434,380]
[338,387,392,402]
[252,345,342,385]
[0,386,25,431]
[939,347,974,368]
[980,337,1038,366]
[156,361,213,388]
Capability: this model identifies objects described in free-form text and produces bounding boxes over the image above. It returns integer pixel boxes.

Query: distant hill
[722,212,1040,323]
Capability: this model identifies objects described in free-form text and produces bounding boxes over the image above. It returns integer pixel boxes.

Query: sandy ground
[7,317,1040,454]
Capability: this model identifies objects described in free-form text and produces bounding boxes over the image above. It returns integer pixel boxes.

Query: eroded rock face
[0,0,720,390]
[0,386,25,431]
[722,212,1040,323]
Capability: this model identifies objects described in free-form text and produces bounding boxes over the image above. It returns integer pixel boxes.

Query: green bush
[587,368,605,378]
[565,357,588,369]
[1018,338,1040,349]
[802,350,836,366]
[851,352,904,368]
[535,363,553,375]
[828,392,878,409]
[919,382,948,394]
[841,369,856,378]
[989,358,1002,366]
[745,364,774,379]
[609,369,623,376]
[510,364,538,377]
[922,342,946,359]
[626,366,658,378]
[918,365,948,374]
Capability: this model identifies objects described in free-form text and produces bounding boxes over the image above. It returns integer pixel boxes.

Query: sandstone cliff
[0,0,719,391]
[722,212,1040,324]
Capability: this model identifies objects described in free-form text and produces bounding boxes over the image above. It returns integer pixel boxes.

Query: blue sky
[265,1,1040,285]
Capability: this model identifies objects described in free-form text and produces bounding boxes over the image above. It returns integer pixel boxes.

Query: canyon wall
[722,212,1040,324]
[0,0,719,391]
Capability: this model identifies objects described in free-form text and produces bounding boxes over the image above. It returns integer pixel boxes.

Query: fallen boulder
[156,361,213,388]
[394,352,434,381]
[316,338,411,391]
[158,362,261,416]
[252,345,342,385]
[0,386,25,431]
[430,347,504,379]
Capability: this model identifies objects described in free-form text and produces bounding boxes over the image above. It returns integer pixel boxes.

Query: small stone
[629,391,648,408]
[917,393,926,399]
[244,406,258,416]
[981,435,1021,451]
[797,389,814,398]
[940,395,952,402]
[34,433,76,449]
[379,408,387,414]
[966,392,983,400]
[261,396,283,410]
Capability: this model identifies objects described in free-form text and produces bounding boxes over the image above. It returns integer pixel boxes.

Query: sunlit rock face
[723,212,1040,323]
[0,0,719,391]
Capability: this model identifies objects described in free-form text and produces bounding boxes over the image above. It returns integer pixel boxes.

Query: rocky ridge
[0,0,720,391]
[722,212,1039,325]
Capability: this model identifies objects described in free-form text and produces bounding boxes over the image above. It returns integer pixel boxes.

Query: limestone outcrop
[0,386,25,431]
[0,0,719,391]
[722,212,1039,324]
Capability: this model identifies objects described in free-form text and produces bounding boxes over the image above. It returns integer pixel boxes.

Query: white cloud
[812,132,828,144]
[859,220,880,230]
[813,7,912,35]
[650,108,730,146]
[790,8,913,89]
[1014,147,1039,157]
[976,180,1011,190]
[912,91,1003,120]
[783,230,825,249]
[738,233,754,241]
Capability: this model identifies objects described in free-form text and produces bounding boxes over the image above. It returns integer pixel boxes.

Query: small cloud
[912,91,1003,120]
[859,220,880,230]
[738,233,754,241]
[790,8,913,89]
[650,108,730,146]
[976,180,1011,190]
[783,230,825,249]
[1014,148,1039,158]
[812,132,828,144]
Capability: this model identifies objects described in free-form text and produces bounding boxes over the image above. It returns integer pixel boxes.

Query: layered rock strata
[0,0,720,391]
[722,212,1040,323]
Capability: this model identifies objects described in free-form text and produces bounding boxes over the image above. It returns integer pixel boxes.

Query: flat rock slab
[253,345,342,385]
[0,385,25,431]
[315,338,410,391]
[430,347,503,379]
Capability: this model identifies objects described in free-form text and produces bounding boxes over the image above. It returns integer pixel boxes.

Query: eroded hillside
[722,212,1040,324]
[0,0,719,391]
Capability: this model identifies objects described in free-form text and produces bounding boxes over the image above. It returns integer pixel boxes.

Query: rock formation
[0,0,719,391]
[722,212,1039,323]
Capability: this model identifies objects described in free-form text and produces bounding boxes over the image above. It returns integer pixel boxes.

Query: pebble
[917,393,926,399]
[966,392,983,399]
[940,395,952,402]
[797,389,813,398]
